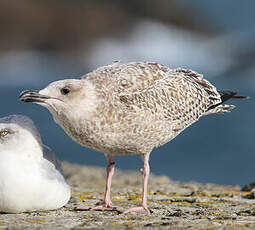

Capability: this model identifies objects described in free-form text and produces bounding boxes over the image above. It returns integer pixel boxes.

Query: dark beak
[19,90,50,103]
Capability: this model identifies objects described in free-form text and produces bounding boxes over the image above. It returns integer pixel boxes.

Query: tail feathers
[207,90,248,114]
[208,104,235,115]
[218,90,248,102]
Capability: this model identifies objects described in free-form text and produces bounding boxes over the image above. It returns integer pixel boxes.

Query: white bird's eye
[61,88,70,95]
[0,129,9,137]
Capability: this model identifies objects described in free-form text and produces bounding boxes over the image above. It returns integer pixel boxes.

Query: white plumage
[0,115,71,213]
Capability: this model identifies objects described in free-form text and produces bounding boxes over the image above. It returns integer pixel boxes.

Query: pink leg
[123,153,150,214]
[75,155,117,211]
[93,155,115,209]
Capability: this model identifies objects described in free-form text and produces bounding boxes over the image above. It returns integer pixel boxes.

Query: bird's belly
[63,119,183,155]
[59,106,203,156]
[70,131,143,155]
[0,158,70,213]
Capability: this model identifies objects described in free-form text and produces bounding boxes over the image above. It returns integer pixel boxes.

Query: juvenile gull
[19,62,247,214]
[0,115,71,213]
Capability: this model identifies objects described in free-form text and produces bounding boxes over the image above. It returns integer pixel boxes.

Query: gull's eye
[61,88,70,95]
[0,129,9,137]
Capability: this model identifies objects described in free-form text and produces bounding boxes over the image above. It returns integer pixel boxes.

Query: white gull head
[19,79,98,131]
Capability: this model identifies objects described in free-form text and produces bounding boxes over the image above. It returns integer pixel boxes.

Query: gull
[19,62,247,214]
[0,115,71,213]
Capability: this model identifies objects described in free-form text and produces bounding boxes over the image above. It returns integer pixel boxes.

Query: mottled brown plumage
[78,62,232,155]
[19,62,243,214]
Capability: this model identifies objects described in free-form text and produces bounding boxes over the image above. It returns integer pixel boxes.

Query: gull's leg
[123,153,150,214]
[75,155,118,211]
[92,155,115,210]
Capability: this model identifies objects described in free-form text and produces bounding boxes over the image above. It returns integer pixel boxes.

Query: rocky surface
[1,162,255,230]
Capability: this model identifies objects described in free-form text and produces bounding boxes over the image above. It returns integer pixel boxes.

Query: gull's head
[0,115,42,155]
[19,79,97,123]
